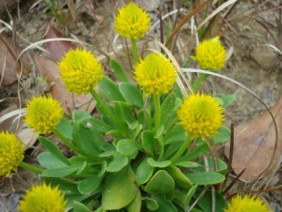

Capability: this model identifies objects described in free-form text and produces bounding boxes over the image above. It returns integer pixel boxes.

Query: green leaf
[106,154,128,172]
[42,165,81,177]
[77,176,102,195]
[72,119,104,158]
[214,127,231,143]
[141,130,157,155]
[143,197,159,211]
[145,170,175,194]
[72,110,91,122]
[73,201,91,212]
[147,158,171,168]
[174,161,199,168]
[98,76,125,101]
[117,139,141,158]
[153,195,178,212]
[55,116,73,140]
[155,125,164,138]
[111,59,129,82]
[81,117,112,133]
[127,189,142,212]
[184,185,198,211]
[119,82,143,108]
[166,165,192,189]
[102,167,138,210]
[164,125,186,145]
[197,189,228,212]
[38,136,70,165]
[195,158,227,174]
[37,152,66,168]
[215,94,236,108]
[186,172,225,185]
[136,158,154,185]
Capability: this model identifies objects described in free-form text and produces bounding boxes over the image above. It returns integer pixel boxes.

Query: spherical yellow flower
[0,132,25,176]
[134,53,177,95]
[114,2,151,39]
[193,36,226,71]
[177,93,224,138]
[224,195,271,212]
[18,183,66,212]
[25,95,64,134]
[58,48,104,95]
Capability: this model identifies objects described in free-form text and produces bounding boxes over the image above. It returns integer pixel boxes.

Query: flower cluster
[177,93,224,138]
[58,48,104,95]
[25,95,64,134]
[0,132,25,176]
[134,53,177,95]
[224,195,271,212]
[114,2,151,39]
[193,36,227,71]
[18,183,66,212]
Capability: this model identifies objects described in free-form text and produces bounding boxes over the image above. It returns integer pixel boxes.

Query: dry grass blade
[17,38,90,61]
[224,168,246,195]
[195,0,238,34]
[0,109,26,125]
[183,68,279,182]
[166,0,212,47]
[264,44,282,55]
[155,40,193,97]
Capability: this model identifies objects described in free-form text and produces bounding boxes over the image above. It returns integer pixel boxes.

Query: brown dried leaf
[225,99,282,181]
[0,35,20,86]
[34,54,95,114]
[45,24,76,62]
[0,104,38,148]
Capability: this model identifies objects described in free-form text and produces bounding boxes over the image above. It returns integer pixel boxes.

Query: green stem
[171,136,191,162]
[192,73,208,92]
[19,161,43,174]
[131,38,139,64]
[53,128,80,152]
[153,94,161,131]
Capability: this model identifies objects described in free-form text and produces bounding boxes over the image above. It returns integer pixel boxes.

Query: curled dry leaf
[225,99,282,181]
[34,54,95,114]
[45,24,76,62]
[0,35,20,86]
[0,104,38,148]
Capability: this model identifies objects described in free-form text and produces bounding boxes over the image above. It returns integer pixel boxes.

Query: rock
[250,46,279,70]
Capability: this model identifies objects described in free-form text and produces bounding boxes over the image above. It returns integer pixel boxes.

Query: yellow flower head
[193,36,226,71]
[25,95,64,134]
[224,194,271,212]
[0,132,24,177]
[134,53,177,95]
[114,2,151,39]
[177,93,224,138]
[18,183,67,212]
[58,48,104,95]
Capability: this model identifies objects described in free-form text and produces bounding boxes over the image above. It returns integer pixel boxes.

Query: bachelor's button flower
[25,95,64,134]
[114,2,151,39]
[18,183,67,212]
[58,48,104,95]
[0,131,25,176]
[193,36,226,71]
[177,93,224,138]
[134,53,177,95]
[224,194,271,212]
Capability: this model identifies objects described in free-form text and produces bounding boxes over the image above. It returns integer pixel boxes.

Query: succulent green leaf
[147,158,171,168]
[111,59,129,82]
[37,152,66,168]
[73,201,92,212]
[106,154,128,172]
[141,130,157,155]
[143,197,159,211]
[166,165,193,189]
[126,189,142,212]
[186,172,225,185]
[99,76,125,102]
[102,167,138,210]
[136,158,154,185]
[119,82,143,108]
[77,176,102,195]
[145,170,175,194]
[117,139,141,158]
